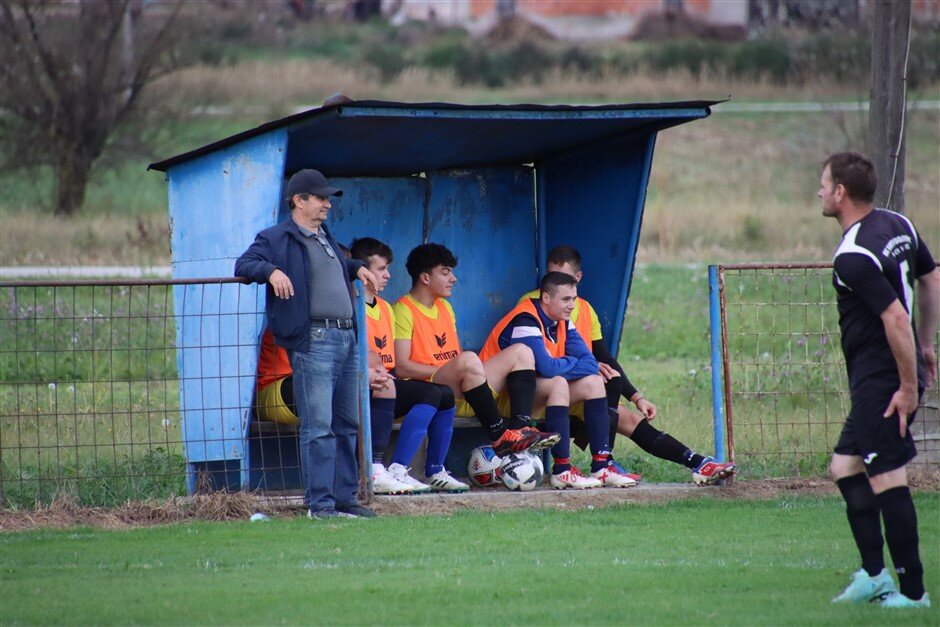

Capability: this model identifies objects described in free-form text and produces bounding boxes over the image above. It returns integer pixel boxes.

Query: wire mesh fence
[0,278,289,509]
[6,267,937,508]
[717,263,940,479]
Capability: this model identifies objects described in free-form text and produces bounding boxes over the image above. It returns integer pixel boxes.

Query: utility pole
[869,0,911,213]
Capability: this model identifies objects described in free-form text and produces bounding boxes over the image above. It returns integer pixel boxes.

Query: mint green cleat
[881,591,931,609]
[832,568,897,603]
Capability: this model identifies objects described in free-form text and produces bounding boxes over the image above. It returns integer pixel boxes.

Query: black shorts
[390,379,455,418]
[833,385,921,477]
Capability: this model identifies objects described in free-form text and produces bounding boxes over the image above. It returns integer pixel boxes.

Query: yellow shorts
[493,393,583,422]
[255,378,299,426]
[455,388,511,419]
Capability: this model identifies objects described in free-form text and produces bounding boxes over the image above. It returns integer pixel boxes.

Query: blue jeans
[289,326,360,512]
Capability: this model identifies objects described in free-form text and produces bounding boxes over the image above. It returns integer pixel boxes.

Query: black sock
[630,419,702,469]
[281,376,296,415]
[604,378,621,414]
[545,406,571,474]
[607,407,619,454]
[505,416,529,430]
[463,383,505,440]
[877,486,924,600]
[506,369,536,425]
[836,474,885,577]
[370,398,396,464]
[585,398,611,472]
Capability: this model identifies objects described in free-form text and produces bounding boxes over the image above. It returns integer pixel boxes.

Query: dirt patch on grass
[0,492,270,532]
[3,474,937,530]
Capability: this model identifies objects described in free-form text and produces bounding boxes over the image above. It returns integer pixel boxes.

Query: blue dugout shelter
[149,99,716,493]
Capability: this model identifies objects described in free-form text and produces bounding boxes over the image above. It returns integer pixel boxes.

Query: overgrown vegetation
[202,15,940,90]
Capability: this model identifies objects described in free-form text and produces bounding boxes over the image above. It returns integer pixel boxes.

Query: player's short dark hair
[823,152,877,203]
[540,271,578,296]
[547,245,582,272]
[405,243,458,285]
[350,237,393,265]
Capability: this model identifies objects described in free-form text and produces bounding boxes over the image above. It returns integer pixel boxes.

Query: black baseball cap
[285,169,343,199]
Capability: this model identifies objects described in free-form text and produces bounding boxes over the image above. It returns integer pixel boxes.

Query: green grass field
[1,495,938,625]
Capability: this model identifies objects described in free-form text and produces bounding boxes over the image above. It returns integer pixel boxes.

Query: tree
[0,0,184,216]
[869,0,910,213]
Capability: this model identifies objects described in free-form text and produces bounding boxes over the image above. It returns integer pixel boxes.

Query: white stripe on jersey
[833,222,883,290]
[510,326,542,339]
[876,207,919,249]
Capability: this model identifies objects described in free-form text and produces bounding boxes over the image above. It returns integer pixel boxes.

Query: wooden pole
[869,0,911,213]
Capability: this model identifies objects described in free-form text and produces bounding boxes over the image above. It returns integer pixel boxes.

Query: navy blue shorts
[833,385,921,477]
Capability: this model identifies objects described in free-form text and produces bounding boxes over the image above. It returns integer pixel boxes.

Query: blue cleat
[880,591,931,609]
[831,568,897,604]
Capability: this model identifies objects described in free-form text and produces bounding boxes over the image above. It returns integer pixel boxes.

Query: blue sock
[370,398,395,464]
[545,405,570,474]
[390,403,436,468]
[585,397,612,472]
[425,405,456,476]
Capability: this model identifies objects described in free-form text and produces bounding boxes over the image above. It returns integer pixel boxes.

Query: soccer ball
[500,451,544,492]
[467,445,502,487]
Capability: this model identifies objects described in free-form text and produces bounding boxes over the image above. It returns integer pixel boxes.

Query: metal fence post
[708,265,726,462]
[354,280,374,501]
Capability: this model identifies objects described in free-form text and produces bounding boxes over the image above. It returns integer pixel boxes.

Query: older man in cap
[236,169,380,519]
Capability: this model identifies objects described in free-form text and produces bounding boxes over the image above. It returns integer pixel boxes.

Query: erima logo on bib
[373,335,387,349]
[435,333,447,348]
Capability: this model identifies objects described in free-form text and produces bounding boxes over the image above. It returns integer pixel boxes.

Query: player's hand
[598,362,620,382]
[357,266,379,293]
[636,397,657,420]
[368,366,391,391]
[884,386,918,437]
[268,269,294,299]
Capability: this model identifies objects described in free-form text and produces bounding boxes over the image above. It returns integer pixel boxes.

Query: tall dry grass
[3,58,937,266]
[156,58,880,110]
[0,213,169,266]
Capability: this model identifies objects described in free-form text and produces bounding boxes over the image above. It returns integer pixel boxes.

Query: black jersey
[832,208,936,392]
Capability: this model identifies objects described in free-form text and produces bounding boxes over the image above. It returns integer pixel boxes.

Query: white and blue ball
[467,445,502,487]
[500,451,544,492]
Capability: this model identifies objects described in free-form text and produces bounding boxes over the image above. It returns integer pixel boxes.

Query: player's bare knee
[456,351,484,376]
[869,466,907,494]
[504,343,534,369]
[829,455,864,481]
[617,407,642,436]
[547,376,569,405]
[585,373,605,398]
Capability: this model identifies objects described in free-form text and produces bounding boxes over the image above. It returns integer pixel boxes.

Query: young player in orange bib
[393,243,559,458]
[350,237,469,493]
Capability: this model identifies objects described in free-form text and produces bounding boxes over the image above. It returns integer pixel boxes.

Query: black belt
[310,317,354,329]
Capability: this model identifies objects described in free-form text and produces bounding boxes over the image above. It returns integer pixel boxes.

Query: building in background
[384,0,938,39]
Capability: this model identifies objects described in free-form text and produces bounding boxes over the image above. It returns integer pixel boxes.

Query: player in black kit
[820,152,939,609]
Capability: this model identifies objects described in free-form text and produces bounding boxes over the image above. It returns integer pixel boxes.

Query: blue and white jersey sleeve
[501,314,577,378]
[561,322,599,380]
